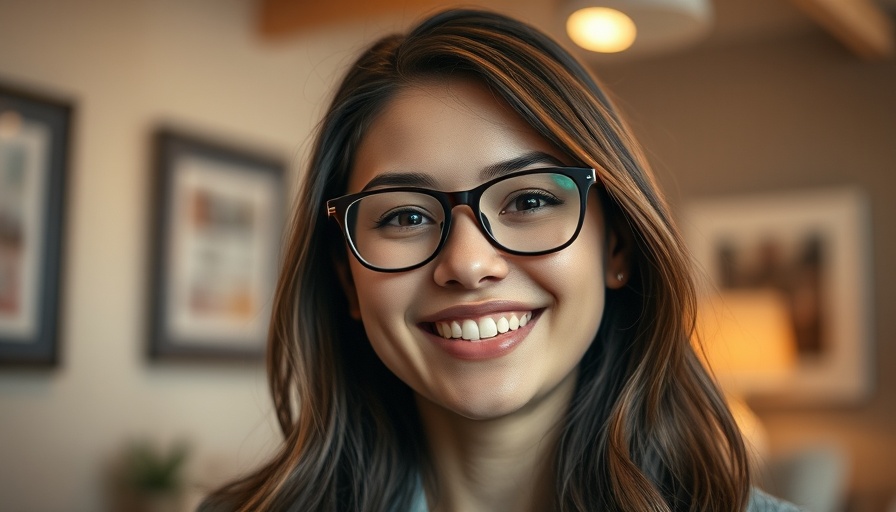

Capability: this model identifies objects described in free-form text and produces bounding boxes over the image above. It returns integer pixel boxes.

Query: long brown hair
[203,9,750,511]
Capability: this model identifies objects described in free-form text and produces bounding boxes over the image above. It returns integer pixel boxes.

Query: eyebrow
[361,172,439,191]
[360,151,566,192]
[480,151,566,181]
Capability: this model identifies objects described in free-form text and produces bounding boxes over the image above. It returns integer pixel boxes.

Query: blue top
[200,479,800,511]
[408,486,800,511]
[748,489,803,512]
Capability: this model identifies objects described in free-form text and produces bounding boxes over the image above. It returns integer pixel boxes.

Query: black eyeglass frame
[326,166,597,273]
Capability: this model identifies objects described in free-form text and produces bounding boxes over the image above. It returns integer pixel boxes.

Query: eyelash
[501,190,563,213]
[374,207,434,228]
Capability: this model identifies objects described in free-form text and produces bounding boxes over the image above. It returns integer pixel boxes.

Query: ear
[335,260,362,320]
[604,214,633,290]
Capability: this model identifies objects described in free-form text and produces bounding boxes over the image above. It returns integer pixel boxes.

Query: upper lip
[418,300,539,323]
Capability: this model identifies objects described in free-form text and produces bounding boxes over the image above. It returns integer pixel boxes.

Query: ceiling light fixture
[564,0,713,56]
[567,7,637,53]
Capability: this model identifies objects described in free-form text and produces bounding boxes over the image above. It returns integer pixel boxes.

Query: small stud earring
[616,272,624,282]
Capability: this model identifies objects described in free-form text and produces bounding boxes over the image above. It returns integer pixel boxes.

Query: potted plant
[121,439,190,512]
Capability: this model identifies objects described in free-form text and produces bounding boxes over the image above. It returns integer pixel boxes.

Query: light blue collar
[406,481,796,512]
[409,475,428,512]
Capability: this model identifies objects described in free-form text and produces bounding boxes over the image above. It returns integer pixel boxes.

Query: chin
[435,383,542,421]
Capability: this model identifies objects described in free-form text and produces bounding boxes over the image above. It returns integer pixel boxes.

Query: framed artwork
[684,187,872,405]
[0,83,72,366]
[148,129,285,360]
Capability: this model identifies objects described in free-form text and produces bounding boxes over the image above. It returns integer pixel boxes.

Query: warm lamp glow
[566,7,637,53]
[696,288,799,391]
[695,289,797,473]
[727,394,769,468]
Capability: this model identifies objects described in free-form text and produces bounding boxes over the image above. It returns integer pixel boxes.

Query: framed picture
[0,83,72,366]
[149,128,285,360]
[684,187,872,405]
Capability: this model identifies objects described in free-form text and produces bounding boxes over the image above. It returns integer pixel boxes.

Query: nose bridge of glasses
[443,189,494,238]
[443,189,475,209]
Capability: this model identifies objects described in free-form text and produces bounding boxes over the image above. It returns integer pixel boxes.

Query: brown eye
[397,211,425,226]
[376,208,435,228]
[501,191,562,214]
[515,196,542,211]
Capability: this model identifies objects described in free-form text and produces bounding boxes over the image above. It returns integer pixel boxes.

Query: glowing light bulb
[566,7,637,53]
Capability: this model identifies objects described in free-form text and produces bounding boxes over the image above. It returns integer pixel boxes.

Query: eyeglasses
[326,166,597,272]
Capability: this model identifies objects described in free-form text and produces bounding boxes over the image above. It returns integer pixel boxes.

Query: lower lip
[423,314,539,361]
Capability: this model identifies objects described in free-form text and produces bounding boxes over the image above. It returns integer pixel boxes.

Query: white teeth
[478,317,498,339]
[496,317,509,334]
[434,312,533,341]
[461,319,479,341]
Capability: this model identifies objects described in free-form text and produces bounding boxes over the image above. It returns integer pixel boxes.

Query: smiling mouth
[428,311,535,341]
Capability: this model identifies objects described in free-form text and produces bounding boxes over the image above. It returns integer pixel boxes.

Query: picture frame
[0,83,72,366]
[683,187,873,405]
[148,128,285,361]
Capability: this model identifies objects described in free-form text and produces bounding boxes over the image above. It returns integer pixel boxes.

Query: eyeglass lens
[345,171,582,270]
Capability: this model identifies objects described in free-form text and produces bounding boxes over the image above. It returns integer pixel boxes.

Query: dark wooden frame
[148,128,284,361]
[0,82,72,367]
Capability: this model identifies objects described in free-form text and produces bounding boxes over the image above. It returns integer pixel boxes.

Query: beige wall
[600,31,896,509]
[1,0,893,510]
[0,0,380,510]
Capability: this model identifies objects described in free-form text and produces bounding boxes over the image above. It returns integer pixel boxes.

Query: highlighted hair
[204,9,749,512]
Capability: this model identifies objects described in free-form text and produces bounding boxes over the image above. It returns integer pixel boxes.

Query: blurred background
[0,0,894,510]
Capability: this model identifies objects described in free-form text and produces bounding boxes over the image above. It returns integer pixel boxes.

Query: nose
[432,208,509,289]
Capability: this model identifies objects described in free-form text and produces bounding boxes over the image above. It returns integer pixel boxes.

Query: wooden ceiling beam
[257,0,441,39]
[789,0,894,59]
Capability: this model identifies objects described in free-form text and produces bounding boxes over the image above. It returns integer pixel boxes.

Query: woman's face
[339,77,628,420]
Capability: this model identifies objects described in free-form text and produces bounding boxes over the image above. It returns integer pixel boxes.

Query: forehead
[348,77,564,193]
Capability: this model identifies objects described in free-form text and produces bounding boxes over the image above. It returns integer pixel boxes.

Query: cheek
[352,267,409,326]
[540,201,606,291]
[537,247,606,327]
[348,267,442,397]
[348,263,421,353]
[532,204,607,341]
[575,208,609,311]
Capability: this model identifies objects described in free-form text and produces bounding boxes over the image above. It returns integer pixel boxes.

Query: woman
[203,9,797,512]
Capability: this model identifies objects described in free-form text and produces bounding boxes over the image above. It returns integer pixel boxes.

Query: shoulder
[748,488,802,512]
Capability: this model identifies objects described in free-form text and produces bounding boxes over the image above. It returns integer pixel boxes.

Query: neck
[415,372,576,512]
